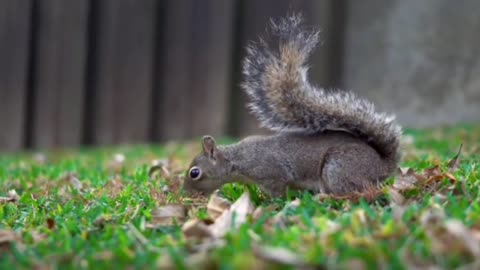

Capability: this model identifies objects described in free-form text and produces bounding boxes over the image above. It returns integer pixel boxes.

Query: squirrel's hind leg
[321,144,386,195]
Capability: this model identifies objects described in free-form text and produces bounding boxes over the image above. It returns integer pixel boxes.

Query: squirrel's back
[242,15,402,163]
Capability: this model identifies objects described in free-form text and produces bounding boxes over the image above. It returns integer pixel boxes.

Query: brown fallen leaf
[447,144,463,172]
[252,244,309,268]
[393,168,425,191]
[0,230,19,244]
[103,177,125,198]
[156,250,218,270]
[272,198,301,226]
[387,187,406,205]
[314,182,384,203]
[147,205,187,228]
[0,190,20,204]
[252,206,265,222]
[182,219,213,239]
[444,220,480,257]
[425,172,457,186]
[341,259,368,270]
[421,208,480,258]
[94,251,114,261]
[209,192,255,238]
[183,192,255,240]
[60,173,83,192]
[148,159,171,179]
[46,218,55,230]
[206,191,232,220]
[29,230,47,244]
[423,165,441,179]
[0,230,21,252]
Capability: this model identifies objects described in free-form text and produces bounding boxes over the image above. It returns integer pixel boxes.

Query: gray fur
[242,15,402,162]
[183,14,402,197]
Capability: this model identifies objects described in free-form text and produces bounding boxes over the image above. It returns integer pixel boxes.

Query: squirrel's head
[183,136,231,196]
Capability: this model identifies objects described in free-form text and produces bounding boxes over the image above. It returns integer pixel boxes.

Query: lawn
[1,125,479,269]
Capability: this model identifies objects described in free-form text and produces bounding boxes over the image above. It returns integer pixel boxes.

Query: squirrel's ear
[202,135,221,161]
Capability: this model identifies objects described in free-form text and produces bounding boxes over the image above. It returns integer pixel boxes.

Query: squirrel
[183,15,402,197]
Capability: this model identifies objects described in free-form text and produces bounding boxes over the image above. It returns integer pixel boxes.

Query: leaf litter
[1,131,478,269]
[0,190,20,204]
[148,143,474,268]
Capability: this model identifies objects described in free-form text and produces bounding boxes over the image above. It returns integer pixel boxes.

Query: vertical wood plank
[154,0,194,141]
[188,0,235,139]
[154,0,235,141]
[92,0,156,145]
[31,0,89,149]
[0,0,32,152]
[230,0,334,136]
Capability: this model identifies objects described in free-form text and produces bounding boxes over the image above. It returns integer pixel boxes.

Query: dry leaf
[182,219,213,239]
[206,191,232,220]
[149,159,171,179]
[209,192,254,238]
[420,209,480,257]
[183,192,255,240]
[447,144,463,172]
[156,250,217,270]
[272,198,301,226]
[444,220,480,257]
[0,190,19,204]
[46,218,55,230]
[94,251,114,261]
[0,230,21,252]
[387,188,405,205]
[0,230,19,244]
[252,207,265,222]
[341,259,367,270]
[30,231,47,244]
[161,186,170,194]
[69,175,83,191]
[423,165,441,179]
[393,168,424,191]
[94,215,115,228]
[315,183,384,203]
[252,244,308,267]
[148,205,187,228]
[60,173,83,192]
[104,177,125,198]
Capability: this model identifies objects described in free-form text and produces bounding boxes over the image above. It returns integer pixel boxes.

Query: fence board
[154,0,194,141]
[154,0,235,141]
[188,0,235,139]
[92,0,156,145]
[0,0,32,152]
[230,0,334,136]
[31,0,89,149]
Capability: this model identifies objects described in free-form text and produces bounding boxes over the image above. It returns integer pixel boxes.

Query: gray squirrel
[183,15,402,197]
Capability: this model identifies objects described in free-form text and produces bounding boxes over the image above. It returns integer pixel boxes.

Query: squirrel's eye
[189,167,202,180]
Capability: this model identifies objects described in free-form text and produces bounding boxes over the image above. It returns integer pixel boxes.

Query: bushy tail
[241,14,401,162]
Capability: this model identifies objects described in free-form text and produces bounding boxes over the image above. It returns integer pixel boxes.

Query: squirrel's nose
[182,182,204,196]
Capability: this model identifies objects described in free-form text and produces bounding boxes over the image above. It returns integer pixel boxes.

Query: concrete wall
[343,0,480,127]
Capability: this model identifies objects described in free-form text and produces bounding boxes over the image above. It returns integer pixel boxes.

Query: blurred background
[1,0,479,153]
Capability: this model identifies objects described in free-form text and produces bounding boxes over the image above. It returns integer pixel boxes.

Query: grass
[1,125,479,269]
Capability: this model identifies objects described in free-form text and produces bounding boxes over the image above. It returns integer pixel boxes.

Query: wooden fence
[0,0,345,152]
[2,0,479,152]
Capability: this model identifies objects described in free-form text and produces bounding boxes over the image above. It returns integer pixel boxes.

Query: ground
[0,125,479,269]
